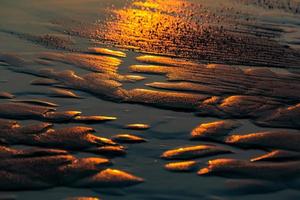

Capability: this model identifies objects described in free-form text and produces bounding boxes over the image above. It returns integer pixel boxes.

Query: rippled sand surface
[0,0,300,199]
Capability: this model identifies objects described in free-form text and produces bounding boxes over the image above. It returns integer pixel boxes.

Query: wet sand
[0,0,300,200]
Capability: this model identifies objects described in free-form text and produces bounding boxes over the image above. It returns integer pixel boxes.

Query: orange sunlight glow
[102,0,204,56]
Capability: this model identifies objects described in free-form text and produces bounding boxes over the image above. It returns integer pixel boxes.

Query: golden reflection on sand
[165,160,197,171]
[95,0,300,67]
[103,0,204,56]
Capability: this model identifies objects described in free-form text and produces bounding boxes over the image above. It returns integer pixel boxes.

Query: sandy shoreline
[0,0,300,199]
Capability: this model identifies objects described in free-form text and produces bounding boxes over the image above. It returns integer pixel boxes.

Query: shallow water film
[0,0,300,199]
